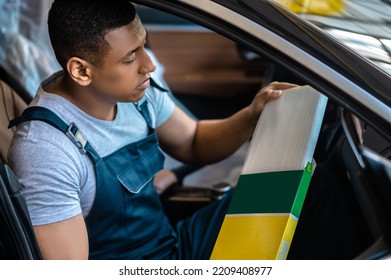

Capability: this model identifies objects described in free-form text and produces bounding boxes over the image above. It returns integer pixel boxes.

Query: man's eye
[124,58,136,64]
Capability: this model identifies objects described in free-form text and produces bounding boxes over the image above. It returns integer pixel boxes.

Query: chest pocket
[117,145,165,194]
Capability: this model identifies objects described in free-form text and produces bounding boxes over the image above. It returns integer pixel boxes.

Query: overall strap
[135,77,169,131]
[9,106,93,155]
[150,77,169,93]
[133,100,153,133]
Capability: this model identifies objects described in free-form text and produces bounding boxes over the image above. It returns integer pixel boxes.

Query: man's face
[88,16,156,103]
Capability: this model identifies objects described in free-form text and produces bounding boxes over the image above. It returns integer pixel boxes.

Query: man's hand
[248,82,298,125]
[153,169,178,194]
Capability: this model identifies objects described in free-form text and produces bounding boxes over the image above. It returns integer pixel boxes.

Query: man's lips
[137,78,150,90]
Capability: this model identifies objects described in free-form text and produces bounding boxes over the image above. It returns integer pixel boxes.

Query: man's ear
[66,57,92,86]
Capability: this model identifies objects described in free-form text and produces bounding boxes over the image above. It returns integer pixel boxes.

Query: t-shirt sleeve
[149,87,176,128]
[8,132,84,226]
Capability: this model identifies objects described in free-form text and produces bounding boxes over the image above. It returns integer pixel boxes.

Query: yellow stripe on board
[276,214,299,260]
[210,214,289,260]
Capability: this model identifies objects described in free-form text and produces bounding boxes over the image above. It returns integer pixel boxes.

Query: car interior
[0,2,390,260]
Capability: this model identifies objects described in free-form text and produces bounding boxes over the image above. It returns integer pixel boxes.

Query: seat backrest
[0,79,28,163]
[0,162,42,259]
[0,67,40,259]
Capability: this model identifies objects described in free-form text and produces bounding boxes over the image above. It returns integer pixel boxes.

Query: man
[8,0,296,259]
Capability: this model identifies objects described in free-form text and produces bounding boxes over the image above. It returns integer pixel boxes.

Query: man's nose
[139,49,156,74]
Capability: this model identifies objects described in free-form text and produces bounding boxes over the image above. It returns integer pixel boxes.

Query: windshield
[272,0,391,74]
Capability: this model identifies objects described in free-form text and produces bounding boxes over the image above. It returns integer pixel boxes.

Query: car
[0,0,390,260]
[135,0,391,260]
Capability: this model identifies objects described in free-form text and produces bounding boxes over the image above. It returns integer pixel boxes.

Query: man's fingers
[270,89,283,98]
[269,81,298,90]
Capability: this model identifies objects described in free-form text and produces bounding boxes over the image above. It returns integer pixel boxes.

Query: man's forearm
[190,106,256,164]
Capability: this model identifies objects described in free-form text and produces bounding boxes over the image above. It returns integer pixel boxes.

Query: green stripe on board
[227,169,309,214]
[290,163,312,217]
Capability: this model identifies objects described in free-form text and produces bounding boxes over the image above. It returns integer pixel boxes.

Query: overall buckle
[65,122,87,154]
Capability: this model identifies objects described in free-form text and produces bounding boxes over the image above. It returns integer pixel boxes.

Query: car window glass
[0,0,60,97]
[271,0,391,74]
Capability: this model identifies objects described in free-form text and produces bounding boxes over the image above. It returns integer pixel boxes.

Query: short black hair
[48,0,136,68]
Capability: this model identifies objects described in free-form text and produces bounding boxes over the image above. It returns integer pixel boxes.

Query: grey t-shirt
[8,71,175,226]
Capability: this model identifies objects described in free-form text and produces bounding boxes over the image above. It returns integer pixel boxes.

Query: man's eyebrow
[119,30,148,62]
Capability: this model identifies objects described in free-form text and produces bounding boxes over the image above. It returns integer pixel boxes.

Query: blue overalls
[9,99,231,259]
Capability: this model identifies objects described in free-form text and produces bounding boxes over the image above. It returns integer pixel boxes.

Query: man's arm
[9,127,92,260]
[34,214,89,259]
[157,82,297,164]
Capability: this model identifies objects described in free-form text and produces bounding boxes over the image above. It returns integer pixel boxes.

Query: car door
[132,0,391,260]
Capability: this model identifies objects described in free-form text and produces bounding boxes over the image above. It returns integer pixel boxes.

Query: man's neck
[45,73,117,121]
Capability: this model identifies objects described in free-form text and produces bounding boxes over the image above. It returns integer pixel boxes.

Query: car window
[137,4,274,119]
[272,0,391,74]
[0,0,60,97]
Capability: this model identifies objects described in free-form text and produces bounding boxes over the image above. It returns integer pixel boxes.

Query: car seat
[0,161,42,259]
[0,74,28,163]
[0,73,42,259]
